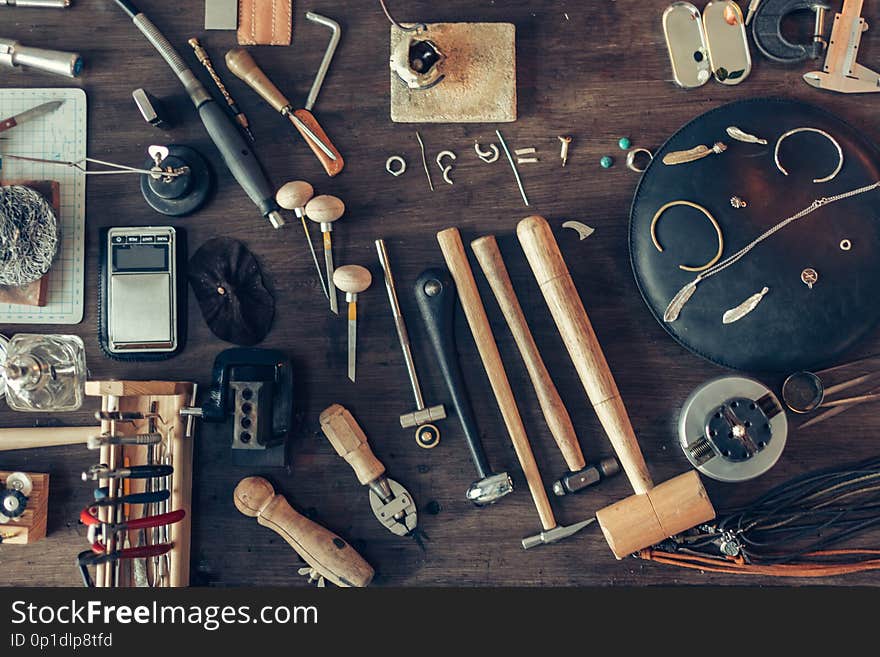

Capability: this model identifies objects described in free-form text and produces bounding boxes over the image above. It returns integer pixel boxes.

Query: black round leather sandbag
[629,98,880,373]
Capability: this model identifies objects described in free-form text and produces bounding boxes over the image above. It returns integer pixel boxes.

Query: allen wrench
[305,12,341,112]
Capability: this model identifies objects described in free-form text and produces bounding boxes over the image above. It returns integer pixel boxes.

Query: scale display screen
[112,244,169,272]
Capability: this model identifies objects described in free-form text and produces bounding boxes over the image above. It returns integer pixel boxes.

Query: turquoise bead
[618,137,632,150]
[600,156,614,169]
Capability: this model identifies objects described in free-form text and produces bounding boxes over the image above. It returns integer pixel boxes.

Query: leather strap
[238,0,292,46]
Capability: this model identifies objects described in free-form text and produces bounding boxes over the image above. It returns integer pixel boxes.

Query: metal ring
[385,155,406,177]
[774,127,843,183]
[650,200,724,272]
[840,239,852,251]
[626,147,653,172]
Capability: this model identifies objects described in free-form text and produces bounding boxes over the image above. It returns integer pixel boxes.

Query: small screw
[558,135,572,167]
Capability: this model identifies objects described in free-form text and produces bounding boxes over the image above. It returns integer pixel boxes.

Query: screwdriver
[305,194,345,314]
[276,180,328,299]
[333,265,372,382]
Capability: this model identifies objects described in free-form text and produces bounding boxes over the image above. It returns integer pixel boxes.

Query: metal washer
[678,375,788,482]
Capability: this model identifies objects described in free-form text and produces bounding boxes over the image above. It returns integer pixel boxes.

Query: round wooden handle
[225,47,290,113]
[0,426,92,451]
[437,227,556,531]
[516,215,654,495]
[471,235,586,472]
[319,404,385,485]
[233,476,275,517]
[333,265,372,294]
[275,180,314,210]
[304,194,345,224]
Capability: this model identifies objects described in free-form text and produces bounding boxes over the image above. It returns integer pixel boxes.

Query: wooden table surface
[2,0,880,587]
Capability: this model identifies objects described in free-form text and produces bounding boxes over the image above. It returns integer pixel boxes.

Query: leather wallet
[238,0,292,46]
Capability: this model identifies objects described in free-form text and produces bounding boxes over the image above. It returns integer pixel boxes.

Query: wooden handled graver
[516,216,715,558]
[471,235,586,473]
[234,476,374,587]
[0,426,92,451]
[225,48,344,177]
[437,227,555,531]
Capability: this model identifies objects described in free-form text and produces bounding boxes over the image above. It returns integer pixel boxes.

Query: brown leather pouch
[238,0,292,46]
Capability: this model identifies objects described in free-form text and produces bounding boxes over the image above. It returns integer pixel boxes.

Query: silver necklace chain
[696,180,880,284]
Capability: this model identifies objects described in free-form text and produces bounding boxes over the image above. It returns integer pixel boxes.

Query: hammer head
[399,404,447,429]
[552,457,620,496]
[521,518,595,550]
[466,472,513,506]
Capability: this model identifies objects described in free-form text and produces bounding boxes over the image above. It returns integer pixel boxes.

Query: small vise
[182,348,293,466]
[752,0,831,62]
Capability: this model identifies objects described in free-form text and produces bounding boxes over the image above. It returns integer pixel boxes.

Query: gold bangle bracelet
[650,200,724,272]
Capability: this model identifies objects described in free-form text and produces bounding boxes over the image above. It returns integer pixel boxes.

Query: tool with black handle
[112,0,284,229]
[414,268,513,506]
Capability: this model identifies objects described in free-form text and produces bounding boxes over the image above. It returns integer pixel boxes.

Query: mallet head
[552,457,621,496]
[466,472,513,506]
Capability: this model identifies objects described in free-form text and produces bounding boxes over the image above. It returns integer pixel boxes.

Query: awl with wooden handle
[233,476,374,587]
[225,47,344,177]
[470,235,620,496]
[319,404,417,536]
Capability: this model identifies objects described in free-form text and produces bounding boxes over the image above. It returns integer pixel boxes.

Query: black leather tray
[629,98,880,372]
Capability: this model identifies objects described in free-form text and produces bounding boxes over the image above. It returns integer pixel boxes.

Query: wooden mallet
[517,216,715,558]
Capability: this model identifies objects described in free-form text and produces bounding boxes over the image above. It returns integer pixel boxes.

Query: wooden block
[0,472,48,544]
[85,380,193,397]
[0,180,60,308]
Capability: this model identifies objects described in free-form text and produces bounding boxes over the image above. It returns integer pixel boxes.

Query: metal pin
[416,131,434,191]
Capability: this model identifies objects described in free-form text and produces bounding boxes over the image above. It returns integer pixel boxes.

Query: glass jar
[3,334,87,412]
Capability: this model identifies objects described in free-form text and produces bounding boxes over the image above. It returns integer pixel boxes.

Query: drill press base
[390,23,517,123]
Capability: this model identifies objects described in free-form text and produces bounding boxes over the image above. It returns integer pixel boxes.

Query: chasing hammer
[517,216,715,558]
[437,227,594,549]
[471,235,620,496]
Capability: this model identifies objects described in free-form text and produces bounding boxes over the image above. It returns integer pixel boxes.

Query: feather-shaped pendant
[722,287,769,324]
[664,279,699,322]
[662,142,727,165]
[725,126,768,145]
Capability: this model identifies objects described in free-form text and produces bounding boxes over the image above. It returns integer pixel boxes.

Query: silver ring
[626,147,653,173]
[840,239,852,251]
[385,155,407,177]
[774,127,843,183]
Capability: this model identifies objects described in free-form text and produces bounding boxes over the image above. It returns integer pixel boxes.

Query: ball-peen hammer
[517,216,716,558]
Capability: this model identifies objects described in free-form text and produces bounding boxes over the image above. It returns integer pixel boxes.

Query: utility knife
[0,100,64,134]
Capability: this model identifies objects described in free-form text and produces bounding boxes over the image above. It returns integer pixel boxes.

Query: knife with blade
[0,100,64,134]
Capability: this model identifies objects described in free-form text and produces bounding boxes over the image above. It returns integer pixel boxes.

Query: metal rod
[496,129,529,206]
[376,239,425,408]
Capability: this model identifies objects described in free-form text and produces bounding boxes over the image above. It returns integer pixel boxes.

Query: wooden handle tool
[517,216,714,558]
[436,227,555,532]
[234,476,374,587]
[225,48,344,177]
[0,425,92,451]
[471,235,586,473]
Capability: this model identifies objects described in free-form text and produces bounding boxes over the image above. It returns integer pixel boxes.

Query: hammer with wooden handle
[470,235,620,496]
[437,227,594,549]
[233,476,374,587]
[517,215,715,559]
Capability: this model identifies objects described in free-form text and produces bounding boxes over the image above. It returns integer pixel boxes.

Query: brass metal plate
[663,2,711,89]
[703,1,752,85]
[390,23,517,123]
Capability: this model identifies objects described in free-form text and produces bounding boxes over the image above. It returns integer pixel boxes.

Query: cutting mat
[0,88,86,324]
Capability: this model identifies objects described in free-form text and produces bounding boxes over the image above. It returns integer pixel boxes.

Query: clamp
[319,404,417,537]
[752,0,830,63]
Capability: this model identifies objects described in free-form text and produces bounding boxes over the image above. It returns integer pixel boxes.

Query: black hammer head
[466,472,513,506]
[552,457,620,496]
